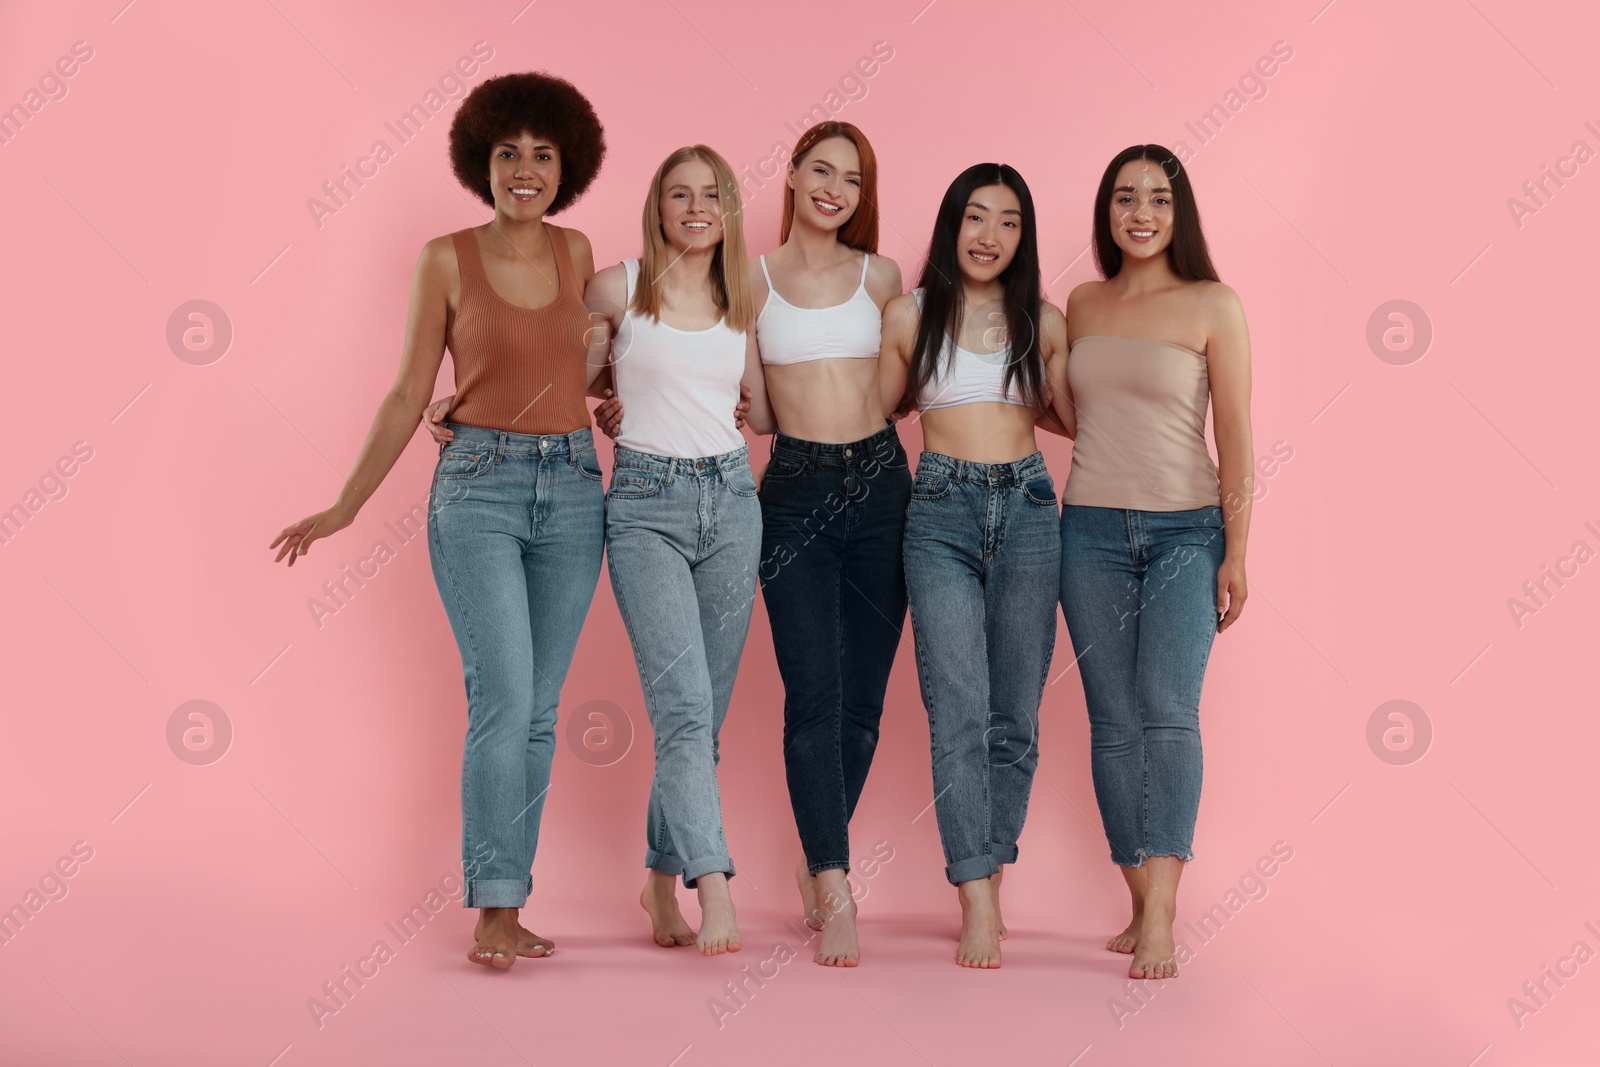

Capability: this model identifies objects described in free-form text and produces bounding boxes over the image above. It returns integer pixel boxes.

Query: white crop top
[756,253,881,366]
[910,288,1030,411]
[612,258,747,459]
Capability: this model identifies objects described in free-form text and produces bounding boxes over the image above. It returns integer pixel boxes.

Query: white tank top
[612,258,747,458]
[910,288,1030,411]
[756,253,881,365]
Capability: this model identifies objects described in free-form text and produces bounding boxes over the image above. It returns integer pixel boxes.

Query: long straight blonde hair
[632,144,754,333]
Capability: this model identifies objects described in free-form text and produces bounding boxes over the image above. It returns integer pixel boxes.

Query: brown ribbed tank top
[444,224,591,435]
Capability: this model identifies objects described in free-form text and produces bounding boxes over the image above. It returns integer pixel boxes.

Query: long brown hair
[779,122,880,253]
[634,144,754,332]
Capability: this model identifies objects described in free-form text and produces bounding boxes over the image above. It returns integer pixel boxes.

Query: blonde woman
[588,146,770,955]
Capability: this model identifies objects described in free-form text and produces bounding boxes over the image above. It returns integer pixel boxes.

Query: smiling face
[487,130,562,217]
[1108,158,1176,262]
[658,157,724,254]
[787,136,862,233]
[956,182,1022,283]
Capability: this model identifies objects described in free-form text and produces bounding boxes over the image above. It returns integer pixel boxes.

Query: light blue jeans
[427,423,604,908]
[604,444,761,887]
[903,450,1061,885]
[1058,505,1225,866]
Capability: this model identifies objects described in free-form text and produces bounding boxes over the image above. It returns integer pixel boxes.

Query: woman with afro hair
[271,71,612,970]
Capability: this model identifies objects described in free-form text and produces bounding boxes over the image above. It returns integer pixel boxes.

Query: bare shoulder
[1038,297,1067,331]
[416,233,461,288]
[585,261,628,308]
[1193,279,1246,329]
[1064,278,1106,317]
[557,222,593,261]
[865,251,904,302]
[882,290,921,329]
[555,223,590,252]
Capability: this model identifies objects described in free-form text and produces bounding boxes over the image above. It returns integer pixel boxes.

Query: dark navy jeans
[758,422,911,874]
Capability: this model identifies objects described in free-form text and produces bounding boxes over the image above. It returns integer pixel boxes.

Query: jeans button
[844,448,853,458]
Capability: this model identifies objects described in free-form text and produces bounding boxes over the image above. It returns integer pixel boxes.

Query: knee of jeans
[653,712,713,748]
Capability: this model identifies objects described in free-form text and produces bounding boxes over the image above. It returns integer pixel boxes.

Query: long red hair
[779,121,880,253]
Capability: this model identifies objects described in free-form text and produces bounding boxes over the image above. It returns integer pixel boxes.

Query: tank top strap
[857,251,870,289]
[452,229,486,292]
[546,222,577,287]
[622,257,639,303]
[758,254,774,290]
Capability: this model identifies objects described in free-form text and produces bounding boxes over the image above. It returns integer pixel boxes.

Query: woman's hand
[734,384,752,430]
[1216,556,1247,633]
[269,503,356,567]
[425,395,455,445]
[594,389,623,438]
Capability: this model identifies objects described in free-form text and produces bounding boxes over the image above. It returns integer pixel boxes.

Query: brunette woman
[270,73,610,970]
[1051,145,1253,980]
[878,163,1068,969]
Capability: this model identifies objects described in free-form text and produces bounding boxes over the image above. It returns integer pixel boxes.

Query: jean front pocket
[725,465,760,498]
[1021,474,1057,508]
[607,469,663,500]
[434,448,494,482]
[762,453,806,483]
[910,469,952,501]
[574,445,604,482]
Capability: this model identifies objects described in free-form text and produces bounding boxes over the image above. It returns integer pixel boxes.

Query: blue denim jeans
[903,450,1061,885]
[427,423,605,908]
[1058,505,1225,866]
[758,422,911,875]
[605,444,761,888]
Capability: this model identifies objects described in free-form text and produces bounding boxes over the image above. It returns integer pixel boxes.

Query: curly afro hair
[448,72,606,215]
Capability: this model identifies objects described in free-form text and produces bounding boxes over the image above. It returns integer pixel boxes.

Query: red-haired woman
[744,123,909,967]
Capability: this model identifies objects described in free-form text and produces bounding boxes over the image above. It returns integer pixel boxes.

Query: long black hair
[1092,145,1219,282]
[909,163,1045,411]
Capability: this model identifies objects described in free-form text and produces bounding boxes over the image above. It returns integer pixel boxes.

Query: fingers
[273,534,304,566]
[1216,579,1245,633]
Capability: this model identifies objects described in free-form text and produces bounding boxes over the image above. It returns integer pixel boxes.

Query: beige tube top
[1062,335,1222,511]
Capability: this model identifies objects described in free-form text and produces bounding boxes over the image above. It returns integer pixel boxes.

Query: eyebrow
[810,158,862,176]
[664,184,721,192]
[497,141,556,151]
[967,200,1021,215]
[1115,184,1172,194]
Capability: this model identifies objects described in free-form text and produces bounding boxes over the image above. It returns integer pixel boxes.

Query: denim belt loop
[495,431,508,461]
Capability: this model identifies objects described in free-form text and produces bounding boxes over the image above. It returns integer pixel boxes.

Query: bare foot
[795,857,825,931]
[473,911,554,959]
[955,877,1002,968]
[1128,898,1177,979]
[467,907,519,970]
[1107,910,1141,954]
[695,873,742,956]
[812,870,860,966]
[1122,856,1184,978]
[640,872,696,948]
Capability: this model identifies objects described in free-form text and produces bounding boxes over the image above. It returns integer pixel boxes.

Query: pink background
[2,0,1597,1063]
